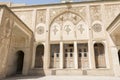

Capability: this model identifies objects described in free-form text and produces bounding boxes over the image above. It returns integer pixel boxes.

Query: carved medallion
[92,23,102,32]
[36,26,44,35]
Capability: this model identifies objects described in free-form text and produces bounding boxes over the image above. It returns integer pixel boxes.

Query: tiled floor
[4,75,120,80]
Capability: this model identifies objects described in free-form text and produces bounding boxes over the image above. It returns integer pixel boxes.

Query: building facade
[0,0,120,79]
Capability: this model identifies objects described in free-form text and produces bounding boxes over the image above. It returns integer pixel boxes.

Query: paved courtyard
[4,76,120,80]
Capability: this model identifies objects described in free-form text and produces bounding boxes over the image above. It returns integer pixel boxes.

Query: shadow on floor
[4,75,45,80]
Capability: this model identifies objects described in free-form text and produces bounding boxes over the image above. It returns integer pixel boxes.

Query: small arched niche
[35,44,44,68]
[94,43,106,68]
[16,51,24,74]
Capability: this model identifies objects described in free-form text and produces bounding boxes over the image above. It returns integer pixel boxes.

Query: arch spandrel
[50,11,85,27]
[62,21,75,40]
[50,23,61,41]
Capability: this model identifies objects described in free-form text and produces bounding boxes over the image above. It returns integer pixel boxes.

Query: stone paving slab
[4,76,120,80]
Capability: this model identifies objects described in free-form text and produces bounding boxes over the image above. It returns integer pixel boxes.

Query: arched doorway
[16,51,24,74]
[118,50,120,64]
[35,44,44,68]
[94,43,106,68]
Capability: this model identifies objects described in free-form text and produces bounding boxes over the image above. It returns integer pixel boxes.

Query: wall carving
[64,25,71,35]
[15,11,32,29]
[36,26,44,35]
[50,9,89,40]
[53,25,58,35]
[50,6,86,25]
[78,24,85,34]
[50,11,84,26]
[36,9,46,25]
[92,23,102,32]
[105,4,120,27]
[90,5,102,23]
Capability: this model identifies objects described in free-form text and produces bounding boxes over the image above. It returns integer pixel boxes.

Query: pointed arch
[49,11,85,27]
[50,23,61,40]
[94,43,106,68]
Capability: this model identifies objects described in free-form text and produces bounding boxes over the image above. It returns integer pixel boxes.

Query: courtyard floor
[4,75,120,80]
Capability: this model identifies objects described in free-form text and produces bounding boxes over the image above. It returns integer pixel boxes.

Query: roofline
[0,5,33,35]
[10,0,120,9]
[107,13,120,31]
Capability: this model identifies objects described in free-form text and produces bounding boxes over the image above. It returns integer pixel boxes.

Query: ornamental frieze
[49,6,86,24]
[53,12,83,26]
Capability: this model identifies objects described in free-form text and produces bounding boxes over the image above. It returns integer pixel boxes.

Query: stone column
[88,40,96,69]
[60,42,63,69]
[31,42,36,68]
[44,9,50,69]
[86,5,95,69]
[74,41,78,69]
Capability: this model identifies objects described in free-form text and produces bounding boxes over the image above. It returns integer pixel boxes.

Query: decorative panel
[15,11,33,30]
[36,9,46,25]
[105,4,120,27]
[49,6,86,24]
[62,21,75,40]
[50,23,61,41]
[35,23,46,41]
[76,21,89,40]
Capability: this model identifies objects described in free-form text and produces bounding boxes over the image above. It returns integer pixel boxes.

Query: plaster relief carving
[90,5,102,22]
[64,25,71,35]
[92,23,102,32]
[78,24,85,34]
[36,26,44,35]
[105,4,120,27]
[53,26,58,35]
[15,11,32,28]
[51,12,83,26]
[36,9,46,25]
[50,6,86,24]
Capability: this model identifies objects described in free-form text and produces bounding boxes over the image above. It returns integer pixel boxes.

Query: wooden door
[64,44,74,68]
[94,43,106,68]
[78,44,88,69]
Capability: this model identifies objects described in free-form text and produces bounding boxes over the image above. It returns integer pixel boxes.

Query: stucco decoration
[76,21,89,40]
[50,11,84,27]
[15,11,32,29]
[50,6,86,25]
[35,23,46,41]
[64,25,71,35]
[105,4,120,27]
[53,25,59,35]
[90,5,102,23]
[50,23,61,40]
[36,9,46,25]
[78,24,85,34]
[36,26,44,35]
[92,23,102,32]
